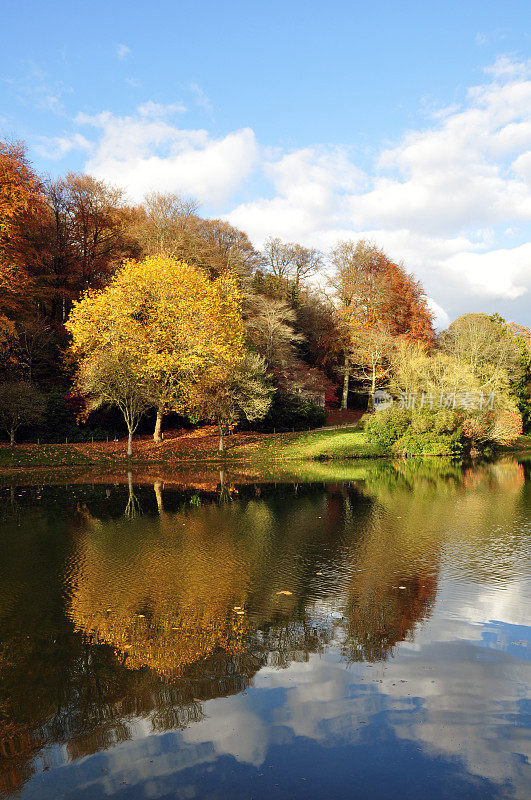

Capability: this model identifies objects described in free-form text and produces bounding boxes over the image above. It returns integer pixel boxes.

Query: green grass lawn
[235,425,382,462]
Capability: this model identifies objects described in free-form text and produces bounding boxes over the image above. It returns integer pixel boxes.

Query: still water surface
[0,459,530,799]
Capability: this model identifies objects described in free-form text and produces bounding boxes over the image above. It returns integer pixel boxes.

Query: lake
[0,458,530,800]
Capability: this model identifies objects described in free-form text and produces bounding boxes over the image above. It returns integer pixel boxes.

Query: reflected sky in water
[0,458,529,799]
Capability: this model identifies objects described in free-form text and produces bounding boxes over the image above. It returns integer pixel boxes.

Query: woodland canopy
[1,138,529,451]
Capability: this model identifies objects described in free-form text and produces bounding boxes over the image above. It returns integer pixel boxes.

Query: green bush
[393,430,463,457]
[410,411,431,434]
[365,406,463,456]
[364,406,411,448]
[432,409,459,434]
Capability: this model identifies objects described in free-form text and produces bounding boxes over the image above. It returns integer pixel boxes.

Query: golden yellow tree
[66,254,245,452]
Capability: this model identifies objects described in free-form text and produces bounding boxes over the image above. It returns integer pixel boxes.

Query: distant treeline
[0,137,529,450]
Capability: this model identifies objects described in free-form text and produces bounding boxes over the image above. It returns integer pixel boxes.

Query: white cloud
[137,100,186,117]
[116,43,131,60]
[190,82,213,114]
[227,58,531,321]
[73,104,258,204]
[44,57,531,322]
[444,242,531,298]
[34,132,92,160]
[484,55,531,80]
[426,298,450,330]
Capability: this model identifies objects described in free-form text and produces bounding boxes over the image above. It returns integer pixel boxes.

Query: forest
[1,138,530,456]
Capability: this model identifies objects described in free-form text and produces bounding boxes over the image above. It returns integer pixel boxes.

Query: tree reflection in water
[0,457,527,798]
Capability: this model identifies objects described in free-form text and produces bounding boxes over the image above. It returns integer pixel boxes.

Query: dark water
[0,459,530,800]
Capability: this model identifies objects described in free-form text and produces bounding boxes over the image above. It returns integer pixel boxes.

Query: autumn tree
[389,341,481,398]
[129,197,260,281]
[290,243,323,288]
[193,218,261,279]
[66,254,245,449]
[262,237,296,282]
[261,237,322,297]
[0,139,45,316]
[244,293,334,404]
[350,326,396,406]
[293,292,344,371]
[35,173,135,322]
[328,239,434,408]
[127,191,198,257]
[188,350,274,451]
[439,313,521,393]
[66,278,156,454]
[114,255,244,441]
[245,295,304,370]
[0,382,46,445]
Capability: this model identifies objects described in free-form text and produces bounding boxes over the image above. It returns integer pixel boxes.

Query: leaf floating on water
[276,590,293,596]
[316,572,323,576]
[233,606,242,611]
[235,610,245,615]
[398,586,406,589]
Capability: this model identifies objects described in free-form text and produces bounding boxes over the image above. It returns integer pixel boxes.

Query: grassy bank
[0,424,382,472]
[0,426,529,476]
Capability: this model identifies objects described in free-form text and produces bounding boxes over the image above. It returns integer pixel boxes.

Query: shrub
[458,413,490,446]
[366,402,523,457]
[489,410,523,445]
[366,406,463,456]
[433,409,459,434]
[249,394,326,432]
[393,429,463,457]
[410,411,431,434]
[364,406,411,449]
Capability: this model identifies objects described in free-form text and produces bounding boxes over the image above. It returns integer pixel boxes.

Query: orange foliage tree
[0,140,45,316]
[329,239,434,408]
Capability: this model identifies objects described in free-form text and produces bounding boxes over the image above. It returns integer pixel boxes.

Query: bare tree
[262,238,322,289]
[291,243,323,287]
[140,191,199,254]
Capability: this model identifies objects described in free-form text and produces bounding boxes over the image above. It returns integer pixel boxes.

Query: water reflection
[0,458,529,799]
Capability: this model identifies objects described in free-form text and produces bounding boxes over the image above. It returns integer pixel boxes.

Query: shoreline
[0,425,529,481]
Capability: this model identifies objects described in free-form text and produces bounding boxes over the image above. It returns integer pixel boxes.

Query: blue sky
[2,1,531,325]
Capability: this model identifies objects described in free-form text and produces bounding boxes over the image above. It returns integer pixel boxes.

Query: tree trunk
[341,352,349,410]
[367,366,376,411]
[218,423,224,452]
[127,429,133,456]
[154,481,164,514]
[153,403,164,442]
[10,428,15,447]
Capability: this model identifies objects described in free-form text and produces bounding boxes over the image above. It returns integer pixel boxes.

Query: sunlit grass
[0,424,526,474]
